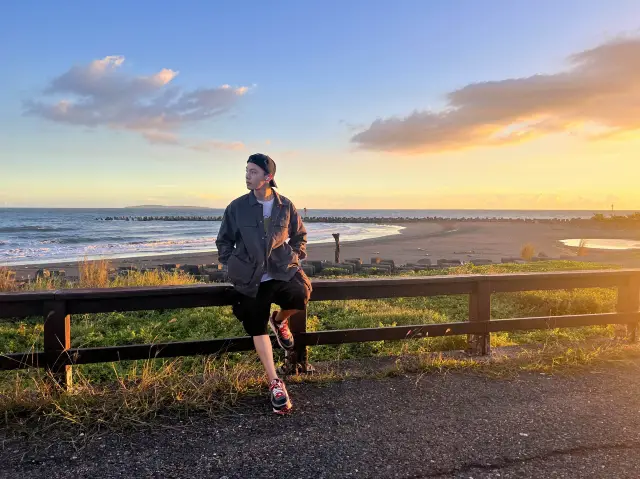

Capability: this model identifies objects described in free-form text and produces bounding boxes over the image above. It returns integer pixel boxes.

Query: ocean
[0,208,634,266]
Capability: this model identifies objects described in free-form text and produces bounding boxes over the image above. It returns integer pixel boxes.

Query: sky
[2,0,640,210]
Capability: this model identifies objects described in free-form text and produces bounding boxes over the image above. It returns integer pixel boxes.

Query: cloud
[188,140,246,152]
[142,131,180,145]
[25,55,249,147]
[351,37,640,154]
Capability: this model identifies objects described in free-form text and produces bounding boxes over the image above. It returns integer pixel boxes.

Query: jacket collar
[248,189,284,206]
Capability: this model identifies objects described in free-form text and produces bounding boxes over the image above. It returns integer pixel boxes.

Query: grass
[0,258,634,431]
[577,238,589,257]
[3,340,640,435]
[520,242,536,260]
[0,268,17,292]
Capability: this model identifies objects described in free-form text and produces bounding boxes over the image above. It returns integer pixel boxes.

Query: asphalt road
[2,361,640,478]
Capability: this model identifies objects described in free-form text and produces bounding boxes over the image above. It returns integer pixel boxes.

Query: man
[216,153,312,414]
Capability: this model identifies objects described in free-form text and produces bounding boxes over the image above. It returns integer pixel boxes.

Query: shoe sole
[269,317,294,351]
[273,401,293,415]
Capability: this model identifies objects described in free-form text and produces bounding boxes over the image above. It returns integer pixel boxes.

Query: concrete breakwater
[96,215,616,225]
[27,254,572,286]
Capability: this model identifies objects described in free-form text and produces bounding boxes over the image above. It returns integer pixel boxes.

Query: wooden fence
[1,269,639,389]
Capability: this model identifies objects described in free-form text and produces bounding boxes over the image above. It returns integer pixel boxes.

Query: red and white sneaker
[269,311,294,350]
[269,378,292,414]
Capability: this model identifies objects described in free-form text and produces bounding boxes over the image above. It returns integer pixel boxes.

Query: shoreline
[4,221,640,280]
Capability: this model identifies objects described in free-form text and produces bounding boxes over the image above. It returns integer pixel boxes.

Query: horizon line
[2,206,639,212]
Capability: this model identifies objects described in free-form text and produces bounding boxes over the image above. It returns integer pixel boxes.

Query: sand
[6,221,640,279]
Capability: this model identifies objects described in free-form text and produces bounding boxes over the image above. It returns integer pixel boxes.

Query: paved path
[2,361,640,478]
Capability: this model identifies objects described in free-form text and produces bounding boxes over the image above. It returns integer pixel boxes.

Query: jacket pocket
[270,243,297,270]
[295,269,313,294]
[227,254,257,285]
[271,217,289,246]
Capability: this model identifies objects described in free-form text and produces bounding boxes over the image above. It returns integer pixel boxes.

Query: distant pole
[332,233,340,264]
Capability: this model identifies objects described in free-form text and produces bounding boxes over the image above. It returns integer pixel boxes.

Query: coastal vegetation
[1,258,636,430]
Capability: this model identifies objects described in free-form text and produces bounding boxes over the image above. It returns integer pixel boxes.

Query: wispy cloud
[188,140,246,152]
[25,55,249,148]
[351,37,640,154]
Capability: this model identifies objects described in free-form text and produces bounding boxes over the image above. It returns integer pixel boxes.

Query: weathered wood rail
[1,269,639,389]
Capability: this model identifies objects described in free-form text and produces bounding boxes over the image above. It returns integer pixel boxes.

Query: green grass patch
[1,260,622,377]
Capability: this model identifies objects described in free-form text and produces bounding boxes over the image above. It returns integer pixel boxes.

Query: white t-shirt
[257,197,275,282]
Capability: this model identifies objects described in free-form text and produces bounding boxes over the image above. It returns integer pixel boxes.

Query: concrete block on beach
[301,265,316,276]
[361,265,392,274]
[437,259,463,266]
[35,269,50,279]
[416,258,432,266]
[158,264,179,271]
[470,259,493,265]
[344,258,363,271]
[117,266,138,276]
[322,262,356,273]
[341,263,358,274]
[308,260,323,272]
[365,263,392,271]
[208,271,226,282]
[200,264,225,275]
[396,267,418,273]
[178,264,200,275]
[501,257,521,263]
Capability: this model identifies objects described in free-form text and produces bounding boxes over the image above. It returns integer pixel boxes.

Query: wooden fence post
[332,233,340,264]
[282,307,315,374]
[43,300,72,389]
[467,280,491,355]
[616,275,640,342]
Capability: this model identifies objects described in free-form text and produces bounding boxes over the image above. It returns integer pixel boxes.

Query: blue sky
[2,1,640,209]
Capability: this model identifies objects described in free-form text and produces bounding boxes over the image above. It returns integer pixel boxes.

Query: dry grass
[1,355,265,432]
[2,340,639,433]
[520,243,536,261]
[79,258,111,288]
[110,269,199,288]
[577,238,589,257]
[0,268,18,292]
[382,338,640,380]
[0,260,200,293]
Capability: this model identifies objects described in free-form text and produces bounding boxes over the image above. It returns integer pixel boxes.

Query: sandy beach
[6,221,640,280]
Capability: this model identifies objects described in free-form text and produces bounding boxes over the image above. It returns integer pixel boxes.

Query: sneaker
[269,378,292,414]
[269,311,294,350]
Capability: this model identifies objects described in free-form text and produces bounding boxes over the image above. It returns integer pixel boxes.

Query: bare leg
[275,309,301,323]
[253,335,278,382]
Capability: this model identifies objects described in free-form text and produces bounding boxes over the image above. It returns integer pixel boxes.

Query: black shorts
[232,270,312,336]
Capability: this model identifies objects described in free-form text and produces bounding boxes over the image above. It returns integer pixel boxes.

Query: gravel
[2,361,640,478]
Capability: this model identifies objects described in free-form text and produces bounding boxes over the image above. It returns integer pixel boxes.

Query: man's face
[245,163,271,190]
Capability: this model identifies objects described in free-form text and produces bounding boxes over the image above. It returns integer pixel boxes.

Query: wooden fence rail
[1,269,639,389]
